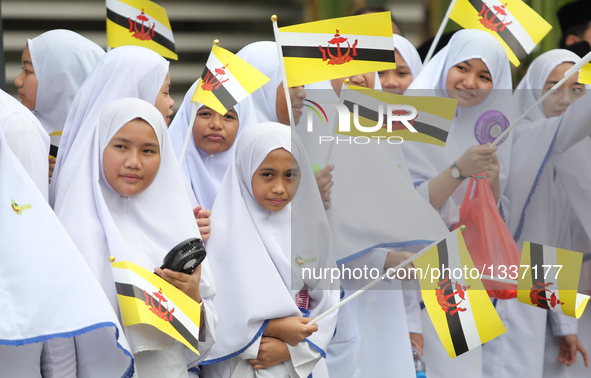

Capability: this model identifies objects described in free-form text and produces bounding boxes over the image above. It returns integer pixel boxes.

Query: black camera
[161,237,207,274]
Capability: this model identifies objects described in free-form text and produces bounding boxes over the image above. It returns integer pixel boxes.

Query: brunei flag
[337,86,457,147]
[274,12,396,87]
[191,45,270,116]
[578,63,591,85]
[518,242,590,319]
[111,261,202,355]
[106,0,177,60]
[414,229,506,358]
[450,0,551,66]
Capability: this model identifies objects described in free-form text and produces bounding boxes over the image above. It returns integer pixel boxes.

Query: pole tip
[271,15,278,22]
[213,39,220,46]
[109,255,116,263]
[344,78,350,85]
[459,225,467,232]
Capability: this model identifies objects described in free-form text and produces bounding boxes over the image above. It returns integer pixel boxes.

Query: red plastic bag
[453,175,519,299]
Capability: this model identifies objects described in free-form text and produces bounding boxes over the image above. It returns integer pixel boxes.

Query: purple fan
[474,110,509,145]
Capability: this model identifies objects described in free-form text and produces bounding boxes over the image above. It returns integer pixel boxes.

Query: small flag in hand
[518,242,589,319]
[450,0,552,66]
[192,45,270,116]
[107,0,177,60]
[578,63,591,85]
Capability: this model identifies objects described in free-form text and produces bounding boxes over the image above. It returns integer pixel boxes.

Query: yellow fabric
[578,63,591,85]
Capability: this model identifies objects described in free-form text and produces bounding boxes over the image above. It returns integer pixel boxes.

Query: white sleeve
[403,282,422,334]
[416,179,459,228]
[551,94,591,155]
[2,113,50,199]
[41,338,77,378]
[284,341,322,378]
[548,311,578,336]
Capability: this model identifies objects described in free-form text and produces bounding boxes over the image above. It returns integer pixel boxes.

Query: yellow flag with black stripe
[191,45,270,116]
[518,242,590,319]
[578,63,591,85]
[413,229,506,359]
[274,12,396,87]
[450,0,551,66]
[106,0,177,60]
[336,86,458,146]
[111,261,201,355]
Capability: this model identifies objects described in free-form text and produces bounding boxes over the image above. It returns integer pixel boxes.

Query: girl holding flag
[201,123,339,378]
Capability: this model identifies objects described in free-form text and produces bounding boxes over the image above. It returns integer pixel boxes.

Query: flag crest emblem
[128,8,155,41]
[478,2,513,32]
[320,29,358,65]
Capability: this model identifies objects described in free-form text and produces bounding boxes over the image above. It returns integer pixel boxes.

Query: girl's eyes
[573,87,584,93]
[143,149,157,154]
[114,144,126,150]
[480,75,492,82]
[198,111,211,117]
[456,65,467,72]
[377,71,385,76]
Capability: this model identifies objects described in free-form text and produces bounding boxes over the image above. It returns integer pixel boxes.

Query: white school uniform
[201,123,339,378]
[0,124,133,378]
[54,98,217,377]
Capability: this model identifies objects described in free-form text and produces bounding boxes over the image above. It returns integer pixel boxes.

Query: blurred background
[0,0,579,112]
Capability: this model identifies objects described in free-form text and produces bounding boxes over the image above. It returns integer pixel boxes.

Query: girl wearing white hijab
[169,78,258,211]
[0,89,49,197]
[399,29,514,378]
[378,34,423,94]
[51,45,174,207]
[483,49,591,378]
[201,123,339,378]
[0,124,134,378]
[54,98,216,377]
[402,29,513,228]
[17,30,105,152]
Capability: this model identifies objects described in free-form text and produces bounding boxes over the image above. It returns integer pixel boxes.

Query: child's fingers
[155,267,190,282]
[193,206,202,218]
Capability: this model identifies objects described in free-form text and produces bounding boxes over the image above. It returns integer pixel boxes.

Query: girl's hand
[456,144,498,177]
[265,316,318,346]
[49,157,56,182]
[249,337,290,370]
[485,153,501,203]
[193,206,211,241]
[315,165,334,210]
[155,264,202,303]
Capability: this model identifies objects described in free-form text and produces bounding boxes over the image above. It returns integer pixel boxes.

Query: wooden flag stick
[323,78,350,167]
[309,225,466,325]
[272,15,295,128]
[492,49,591,146]
[424,0,458,65]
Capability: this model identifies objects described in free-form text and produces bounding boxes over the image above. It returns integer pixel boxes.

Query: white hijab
[203,123,338,363]
[392,34,423,78]
[236,41,283,123]
[27,29,105,136]
[509,49,591,245]
[168,78,258,211]
[52,46,169,206]
[54,98,214,354]
[0,122,133,378]
[0,89,49,197]
[402,29,513,226]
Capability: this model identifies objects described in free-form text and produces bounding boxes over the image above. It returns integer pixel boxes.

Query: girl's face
[542,62,585,118]
[252,148,300,212]
[331,73,375,96]
[446,58,493,107]
[103,119,161,197]
[378,50,413,94]
[276,84,306,125]
[155,71,174,125]
[14,46,38,111]
[192,106,239,154]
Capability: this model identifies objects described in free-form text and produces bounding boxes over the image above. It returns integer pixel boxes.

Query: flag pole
[424,0,457,64]
[178,39,220,169]
[272,15,296,128]
[491,50,591,146]
[323,78,350,167]
[309,225,466,325]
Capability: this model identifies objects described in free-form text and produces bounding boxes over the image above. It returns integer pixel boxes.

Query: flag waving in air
[192,45,270,116]
[274,12,397,87]
[111,260,202,355]
[107,0,177,60]
[518,242,590,319]
[578,63,591,85]
[338,86,458,146]
[413,229,506,358]
[450,0,551,66]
